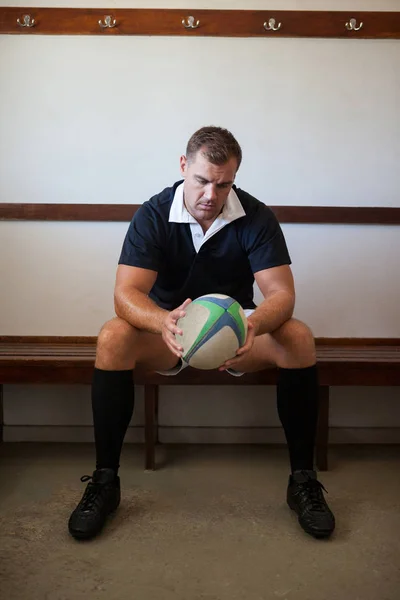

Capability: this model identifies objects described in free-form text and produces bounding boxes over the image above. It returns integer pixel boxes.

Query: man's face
[180,150,237,229]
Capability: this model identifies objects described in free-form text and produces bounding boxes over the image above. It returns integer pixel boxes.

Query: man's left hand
[218,321,256,371]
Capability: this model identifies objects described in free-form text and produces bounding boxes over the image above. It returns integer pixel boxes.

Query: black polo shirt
[118,181,291,310]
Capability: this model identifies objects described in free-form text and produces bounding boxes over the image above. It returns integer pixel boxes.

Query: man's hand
[161,298,192,358]
[218,321,257,371]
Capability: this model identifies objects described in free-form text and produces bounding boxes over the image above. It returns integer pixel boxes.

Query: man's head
[180,126,242,230]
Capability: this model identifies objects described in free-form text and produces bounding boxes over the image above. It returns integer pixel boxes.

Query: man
[68,126,335,541]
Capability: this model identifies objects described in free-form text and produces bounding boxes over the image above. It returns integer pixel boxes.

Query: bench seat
[1,338,399,471]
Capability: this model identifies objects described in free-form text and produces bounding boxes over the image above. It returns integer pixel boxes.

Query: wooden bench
[0,337,399,471]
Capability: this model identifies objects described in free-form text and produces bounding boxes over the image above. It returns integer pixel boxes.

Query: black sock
[92,367,134,474]
[277,365,319,473]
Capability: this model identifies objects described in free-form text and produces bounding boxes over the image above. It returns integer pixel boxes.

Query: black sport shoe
[68,468,120,540]
[287,470,335,539]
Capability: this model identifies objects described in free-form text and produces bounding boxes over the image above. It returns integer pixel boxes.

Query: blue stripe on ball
[200,295,236,310]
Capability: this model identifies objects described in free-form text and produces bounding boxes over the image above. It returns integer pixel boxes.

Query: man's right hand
[161,298,192,358]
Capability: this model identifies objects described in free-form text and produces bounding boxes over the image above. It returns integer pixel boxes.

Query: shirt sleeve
[118,202,165,272]
[243,203,292,273]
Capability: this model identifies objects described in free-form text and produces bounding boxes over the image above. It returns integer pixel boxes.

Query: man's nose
[204,184,218,201]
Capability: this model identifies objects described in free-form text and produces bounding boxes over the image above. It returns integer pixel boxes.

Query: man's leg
[230,318,335,539]
[68,317,178,540]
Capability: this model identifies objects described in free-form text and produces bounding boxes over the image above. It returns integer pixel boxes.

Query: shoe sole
[287,498,334,539]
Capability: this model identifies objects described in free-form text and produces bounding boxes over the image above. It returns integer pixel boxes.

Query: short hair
[186,126,242,171]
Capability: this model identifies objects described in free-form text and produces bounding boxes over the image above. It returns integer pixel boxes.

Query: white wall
[1,0,399,444]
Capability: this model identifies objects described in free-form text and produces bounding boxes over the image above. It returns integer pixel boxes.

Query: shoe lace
[297,477,328,512]
[79,475,107,513]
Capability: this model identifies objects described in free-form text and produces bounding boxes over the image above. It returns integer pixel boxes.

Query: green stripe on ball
[186,300,225,354]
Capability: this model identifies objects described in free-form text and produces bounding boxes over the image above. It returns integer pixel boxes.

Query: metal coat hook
[17,14,35,28]
[263,18,281,32]
[182,16,200,29]
[99,15,117,28]
[345,18,363,31]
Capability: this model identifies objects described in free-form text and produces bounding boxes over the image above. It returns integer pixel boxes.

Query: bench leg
[0,384,3,442]
[316,386,330,471]
[144,384,159,470]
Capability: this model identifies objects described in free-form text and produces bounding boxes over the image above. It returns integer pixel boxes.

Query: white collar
[169,181,246,225]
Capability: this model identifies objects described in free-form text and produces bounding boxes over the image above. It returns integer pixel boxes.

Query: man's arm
[114,265,190,358]
[114,265,168,334]
[249,265,296,336]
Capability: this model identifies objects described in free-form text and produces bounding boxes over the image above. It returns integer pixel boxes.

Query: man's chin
[197,208,217,220]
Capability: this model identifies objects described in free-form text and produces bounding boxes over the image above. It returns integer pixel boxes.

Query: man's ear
[180,155,187,177]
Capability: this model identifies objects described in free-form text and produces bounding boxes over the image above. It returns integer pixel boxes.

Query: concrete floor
[0,443,399,600]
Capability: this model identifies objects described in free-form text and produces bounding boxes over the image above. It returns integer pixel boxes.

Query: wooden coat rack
[0,8,400,38]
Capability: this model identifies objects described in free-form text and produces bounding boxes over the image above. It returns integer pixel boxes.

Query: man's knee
[96,317,137,370]
[98,317,136,348]
[273,318,316,367]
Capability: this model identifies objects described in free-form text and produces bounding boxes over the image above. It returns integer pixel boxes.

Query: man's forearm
[248,290,295,336]
[114,287,168,334]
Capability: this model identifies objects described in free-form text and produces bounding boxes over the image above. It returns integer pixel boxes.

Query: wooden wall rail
[1,204,399,225]
[0,8,400,38]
